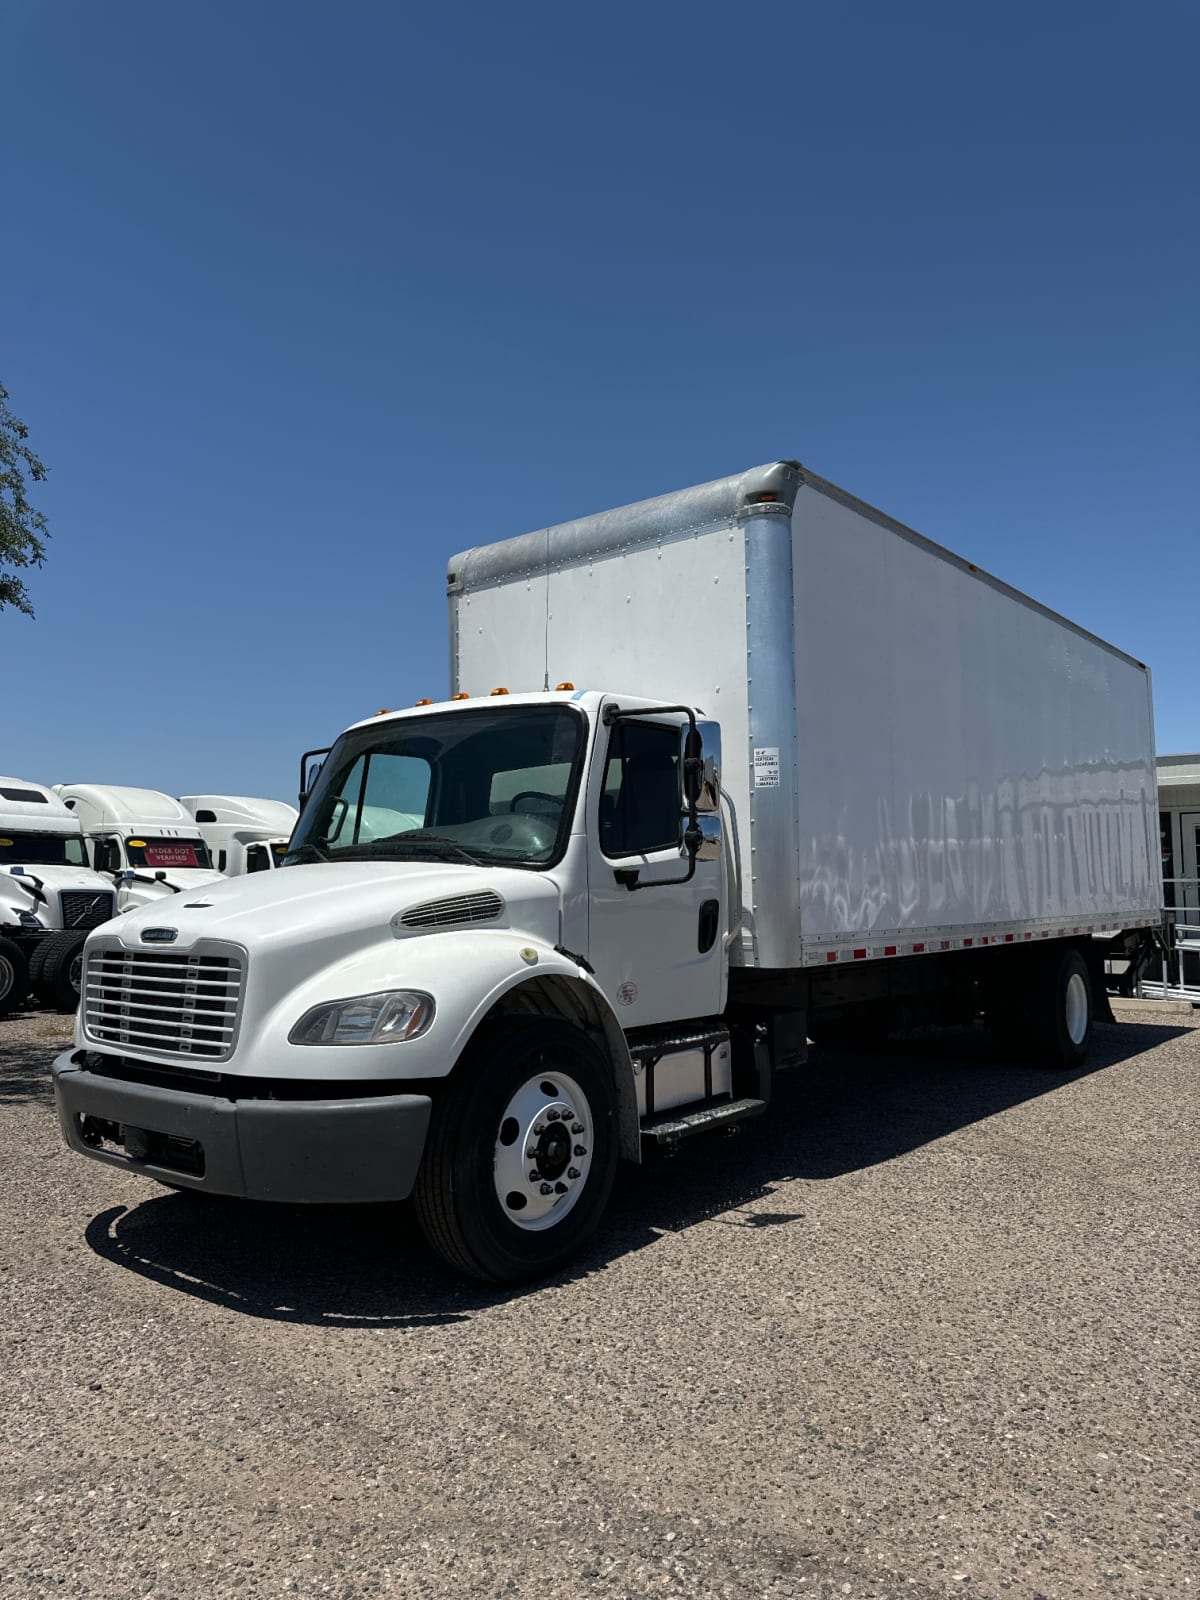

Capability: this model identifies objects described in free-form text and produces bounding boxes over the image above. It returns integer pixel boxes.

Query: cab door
[585,704,725,1029]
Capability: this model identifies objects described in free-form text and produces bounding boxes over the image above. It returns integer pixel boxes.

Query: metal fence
[1138,877,1200,1003]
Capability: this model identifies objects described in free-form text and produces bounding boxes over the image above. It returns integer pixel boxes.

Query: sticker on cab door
[753,747,781,788]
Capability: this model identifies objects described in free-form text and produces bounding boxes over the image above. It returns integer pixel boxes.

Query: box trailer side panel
[787,479,1160,958]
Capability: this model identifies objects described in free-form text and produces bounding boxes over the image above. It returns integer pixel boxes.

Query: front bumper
[52,1052,432,1203]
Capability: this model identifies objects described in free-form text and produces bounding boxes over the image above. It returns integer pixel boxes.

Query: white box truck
[0,777,121,1015]
[52,785,226,909]
[178,796,298,876]
[52,461,1162,1283]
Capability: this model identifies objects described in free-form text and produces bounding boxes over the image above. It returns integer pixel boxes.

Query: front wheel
[0,937,30,1019]
[414,1019,619,1285]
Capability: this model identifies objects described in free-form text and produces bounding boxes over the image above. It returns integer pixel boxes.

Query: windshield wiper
[368,831,483,867]
[287,841,331,863]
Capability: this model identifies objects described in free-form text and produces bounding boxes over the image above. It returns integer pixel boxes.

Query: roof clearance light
[555,681,575,692]
[490,687,509,696]
[451,692,470,701]
[375,708,394,716]
[748,491,778,503]
[415,698,433,706]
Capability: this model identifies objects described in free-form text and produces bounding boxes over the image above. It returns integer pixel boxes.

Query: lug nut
[571,1122,584,1134]
[567,1167,580,1180]
[554,1181,568,1194]
[539,1183,554,1196]
[574,1144,587,1157]
[546,1109,560,1121]
[529,1170,540,1183]
[533,1123,545,1135]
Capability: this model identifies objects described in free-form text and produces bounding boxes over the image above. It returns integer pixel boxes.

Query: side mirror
[678,720,721,814]
[298,747,331,811]
[694,720,721,814]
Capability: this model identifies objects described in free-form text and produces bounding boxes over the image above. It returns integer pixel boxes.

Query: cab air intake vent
[400,891,504,929]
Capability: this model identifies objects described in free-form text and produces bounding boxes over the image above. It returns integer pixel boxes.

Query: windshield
[286,704,586,869]
[125,838,213,870]
[0,831,87,867]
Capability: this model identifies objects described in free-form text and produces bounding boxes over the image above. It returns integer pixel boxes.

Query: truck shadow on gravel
[80,1015,1191,1326]
[0,1025,71,1106]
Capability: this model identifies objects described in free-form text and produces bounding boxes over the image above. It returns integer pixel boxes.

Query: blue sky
[3,0,1196,803]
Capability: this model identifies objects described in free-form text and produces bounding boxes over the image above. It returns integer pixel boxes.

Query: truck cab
[0,776,121,1014]
[178,795,298,876]
[52,784,226,909]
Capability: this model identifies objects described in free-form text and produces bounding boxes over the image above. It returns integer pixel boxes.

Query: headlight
[289,990,435,1046]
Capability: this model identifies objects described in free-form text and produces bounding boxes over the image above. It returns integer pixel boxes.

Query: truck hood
[102,860,563,964]
[3,865,118,921]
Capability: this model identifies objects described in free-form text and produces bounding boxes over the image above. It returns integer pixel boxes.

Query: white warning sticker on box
[753,747,781,788]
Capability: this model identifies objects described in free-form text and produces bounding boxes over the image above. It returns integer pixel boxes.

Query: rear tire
[33,931,88,1012]
[0,937,30,1018]
[988,946,1092,1068]
[414,1018,619,1285]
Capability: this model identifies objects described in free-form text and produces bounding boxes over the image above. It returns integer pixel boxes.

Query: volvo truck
[0,777,120,1014]
[52,461,1162,1282]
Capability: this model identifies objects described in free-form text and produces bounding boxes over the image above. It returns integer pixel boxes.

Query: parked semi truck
[52,461,1162,1282]
[52,785,226,909]
[179,796,298,875]
[0,777,120,1015]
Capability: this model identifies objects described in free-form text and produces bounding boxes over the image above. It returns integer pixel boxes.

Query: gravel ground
[0,1001,1195,1600]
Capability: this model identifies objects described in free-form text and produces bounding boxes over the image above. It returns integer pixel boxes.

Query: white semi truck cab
[52,785,226,909]
[52,461,1163,1283]
[0,777,121,1015]
[179,795,298,876]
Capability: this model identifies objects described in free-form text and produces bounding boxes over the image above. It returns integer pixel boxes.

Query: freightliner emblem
[141,927,179,944]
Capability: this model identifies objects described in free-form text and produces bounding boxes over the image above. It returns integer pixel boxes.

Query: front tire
[33,931,88,1012]
[414,1019,619,1285]
[0,937,30,1018]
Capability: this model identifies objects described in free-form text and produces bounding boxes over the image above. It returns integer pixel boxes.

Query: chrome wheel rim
[68,951,83,995]
[1065,971,1089,1045]
[493,1069,592,1232]
[0,953,13,1002]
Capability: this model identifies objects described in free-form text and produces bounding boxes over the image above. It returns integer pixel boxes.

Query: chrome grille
[59,890,116,931]
[83,945,244,1061]
[400,891,504,929]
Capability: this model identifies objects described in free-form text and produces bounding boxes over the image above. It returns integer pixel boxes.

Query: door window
[245,844,270,873]
[600,722,681,858]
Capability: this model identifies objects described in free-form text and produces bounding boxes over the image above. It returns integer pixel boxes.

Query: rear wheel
[33,931,88,1012]
[414,1018,619,1285]
[0,937,30,1018]
[987,946,1093,1067]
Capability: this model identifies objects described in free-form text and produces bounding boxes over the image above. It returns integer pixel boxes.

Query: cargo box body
[449,461,1160,971]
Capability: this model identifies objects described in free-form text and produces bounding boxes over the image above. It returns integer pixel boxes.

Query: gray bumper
[52,1053,432,1204]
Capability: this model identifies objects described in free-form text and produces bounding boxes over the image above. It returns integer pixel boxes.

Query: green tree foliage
[0,381,50,617]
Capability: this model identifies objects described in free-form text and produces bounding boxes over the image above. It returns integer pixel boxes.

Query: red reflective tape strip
[826,952,838,963]
[853,948,867,960]
[912,942,925,953]
[963,938,973,948]
[940,940,951,951]
[884,945,897,957]
[1005,933,1014,943]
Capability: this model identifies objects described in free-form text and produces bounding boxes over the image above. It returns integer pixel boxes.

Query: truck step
[640,1096,767,1152]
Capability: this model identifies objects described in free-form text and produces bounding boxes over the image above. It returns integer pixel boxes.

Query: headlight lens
[289,990,435,1046]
